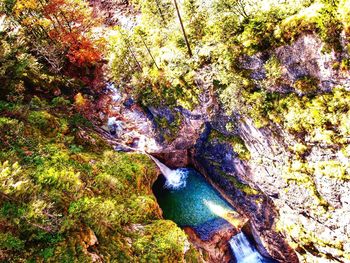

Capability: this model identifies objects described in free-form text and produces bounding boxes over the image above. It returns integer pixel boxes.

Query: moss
[0,232,25,251]
[133,220,188,262]
[340,58,350,71]
[0,98,193,262]
[30,96,48,110]
[184,246,202,263]
[289,143,309,158]
[209,129,251,160]
[264,55,283,87]
[154,111,183,143]
[277,219,344,257]
[279,2,343,52]
[215,168,260,196]
[283,160,330,209]
[226,175,260,195]
[312,160,350,180]
[28,111,58,131]
[51,96,71,108]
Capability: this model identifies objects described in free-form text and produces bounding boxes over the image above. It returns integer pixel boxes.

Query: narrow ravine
[102,85,280,262]
[150,157,277,263]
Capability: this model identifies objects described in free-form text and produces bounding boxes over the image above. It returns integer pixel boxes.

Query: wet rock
[191,123,299,262]
[152,150,190,168]
[123,98,134,108]
[184,220,238,263]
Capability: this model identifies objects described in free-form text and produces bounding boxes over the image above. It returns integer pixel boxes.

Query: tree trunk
[173,0,192,58]
[140,35,160,69]
[154,0,166,24]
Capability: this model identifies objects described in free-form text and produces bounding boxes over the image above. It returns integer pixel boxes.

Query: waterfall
[148,155,187,189]
[229,232,265,263]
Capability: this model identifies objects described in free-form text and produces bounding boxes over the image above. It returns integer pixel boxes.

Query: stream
[152,161,276,263]
[104,86,276,262]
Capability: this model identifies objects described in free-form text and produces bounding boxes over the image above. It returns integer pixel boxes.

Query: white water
[150,156,272,262]
[148,155,187,189]
[229,232,266,263]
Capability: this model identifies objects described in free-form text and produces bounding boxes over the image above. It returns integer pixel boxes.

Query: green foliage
[243,87,350,161]
[51,97,71,108]
[293,75,319,94]
[133,220,188,262]
[264,55,283,87]
[0,117,25,147]
[28,111,51,130]
[218,73,254,114]
[338,0,350,37]
[0,232,25,251]
[341,58,350,70]
[154,112,184,142]
[279,2,343,51]
[0,98,189,262]
[36,167,82,192]
[216,168,260,195]
[30,96,48,110]
[0,161,33,198]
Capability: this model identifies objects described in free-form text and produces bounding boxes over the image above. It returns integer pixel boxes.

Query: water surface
[152,168,234,226]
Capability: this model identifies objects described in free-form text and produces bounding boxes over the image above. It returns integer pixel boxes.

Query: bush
[293,75,319,94]
[279,2,342,51]
[0,232,25,251]
[28,111,56,131]
[51,97,71,108]
[30,96,48,110]
[264,55,283,87]
[133,220,188,262]
[0,117,24,146]
[36,167,83,193]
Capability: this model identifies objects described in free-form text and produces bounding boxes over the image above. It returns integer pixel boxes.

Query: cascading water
[148,155,187,189]
[229,232,267,263]
[150,157,277,263]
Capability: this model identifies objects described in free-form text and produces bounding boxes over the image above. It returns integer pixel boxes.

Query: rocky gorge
[101,29,350,262]
[1,0,349,262]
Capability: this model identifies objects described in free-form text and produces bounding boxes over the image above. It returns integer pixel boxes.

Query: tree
[173,0,192,57]
[214,0,251,19]
[5,0,104,80]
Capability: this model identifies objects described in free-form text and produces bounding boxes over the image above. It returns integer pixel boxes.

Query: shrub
[0,117,24,146]
[36,167,83,193]
[30,96,48,110]
[133,220,187,262]
[208,130,251,160]
[340,58,350,71]
[0,161,33,198]
[293,75,319,94]
[28,111,57,131]
[68,197,123,234]
[264,55,283,87]
[0,232,25,251]
[51,97,71,108]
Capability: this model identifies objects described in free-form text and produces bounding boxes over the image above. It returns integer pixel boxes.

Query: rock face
[152,150,190,168]
[241,33,350,92]
[191,125,299,262]
[101,32,350,262]
[144,34,350,262]
[183,219,238,263]
[78,227,102,262]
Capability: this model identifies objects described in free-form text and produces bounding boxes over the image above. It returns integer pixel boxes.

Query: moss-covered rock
[0,99,195,262]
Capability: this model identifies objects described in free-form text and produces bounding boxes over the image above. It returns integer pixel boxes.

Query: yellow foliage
[13,0,39,17]
[74,92,87,107]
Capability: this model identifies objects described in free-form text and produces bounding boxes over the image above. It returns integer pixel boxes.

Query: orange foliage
[13,0,104,69]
